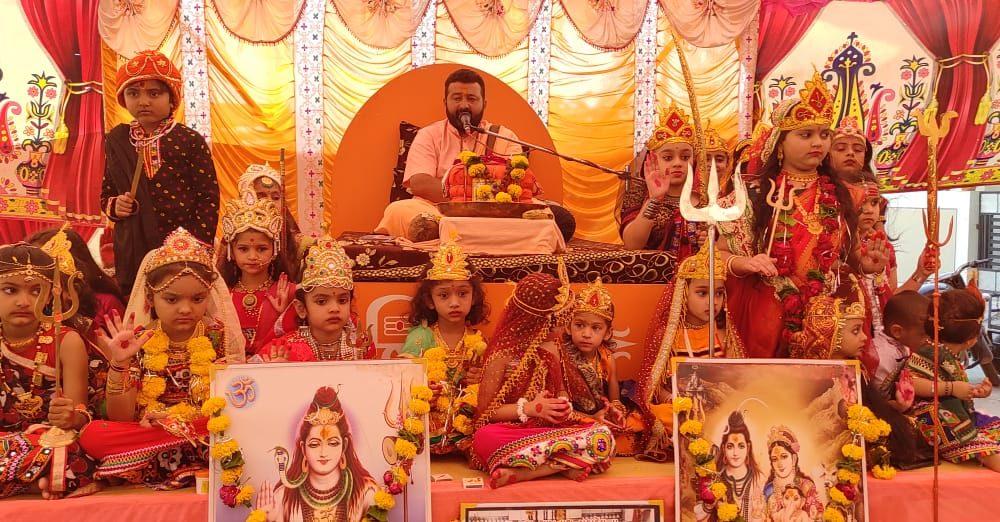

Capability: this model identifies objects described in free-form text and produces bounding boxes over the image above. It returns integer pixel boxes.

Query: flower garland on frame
[369,380,432,521]
[672,396,743,522]
[821,404,893,522]
[457,151,530,203]
[203,398,256,519]
[770,175,841,344]
[138,323,216,421]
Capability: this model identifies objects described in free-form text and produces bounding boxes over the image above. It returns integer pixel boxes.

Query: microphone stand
[469,125,642,184]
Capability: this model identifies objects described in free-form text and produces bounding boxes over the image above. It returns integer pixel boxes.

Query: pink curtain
[20,0,104,240]
[886,0,1000,185]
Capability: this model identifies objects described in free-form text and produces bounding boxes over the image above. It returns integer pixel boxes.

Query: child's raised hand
[266,274,292,313]
[99,311,153,366]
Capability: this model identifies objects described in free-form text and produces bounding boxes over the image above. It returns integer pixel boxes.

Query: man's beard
[447,108,484,135]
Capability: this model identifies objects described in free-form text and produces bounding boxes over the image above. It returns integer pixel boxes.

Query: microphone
[459,111,472,135]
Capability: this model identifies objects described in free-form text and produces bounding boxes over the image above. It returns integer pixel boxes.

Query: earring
[339,458,346,470]
[777,149,784,164]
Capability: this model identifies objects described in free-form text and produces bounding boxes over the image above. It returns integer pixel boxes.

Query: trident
[680,159,748,353]
[764,178,796,257]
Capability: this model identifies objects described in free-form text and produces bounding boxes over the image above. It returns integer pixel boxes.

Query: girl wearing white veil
[79,227,244,489]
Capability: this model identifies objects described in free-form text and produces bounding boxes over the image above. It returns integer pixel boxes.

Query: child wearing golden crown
[634,243,744,461]
[78,228,244,489]
[0,236,102,499]
[260,237,375,362]
[237,163,303,281]
[400,238,488,454]
[219,194,298,357]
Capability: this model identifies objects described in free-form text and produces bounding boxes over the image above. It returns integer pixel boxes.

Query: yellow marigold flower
[873,418,892,438]
[428,369,447,382]
[708,482,727,499]
[847,404,866,421]
[168,402,199,422]
[694,459,717,477]
[823,507,845,522]
[411,385,433,402]
[189,336,215,354]
[435,396,452,412]
[679,419,703,437]
[394,438,417,459]
[468,163,488,178]
[495,192,513,203]
[454,414,473,435]
[510,155,529,169]
[201,397,227,417]
[391,466,409,485]
[189,362,211,377]
[687,438,711,457]
[458,151,478,166]
[235,484,254,504]
[861,423,882,443]
[143,332,169,354]
[717,502,739,522]
[374,488,396,510]
[404,417,424,435]
[211,439,240,461]
[144,352,169,372]
[190,347,217,364]
[409,398,430,416]
[221,466,243,486]
[847,419,862,433]
[424,347,446,362]
[207,414,231,434]
[837,469,860,485]
[509,168,526,181]
[141,376,167,399]
[474,184,493,200]
[246,509,267,522]
[872,464,897,480]
[673,396,692,413]
[506,184,522,200]
[829,487,849,505]
[841,443,864,461]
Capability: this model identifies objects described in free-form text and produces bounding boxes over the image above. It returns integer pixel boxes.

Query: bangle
[73,404,93,426]
[641,199,664,221]
[726,255,749,279]
[516,398,529,423]
[109,359,132,372]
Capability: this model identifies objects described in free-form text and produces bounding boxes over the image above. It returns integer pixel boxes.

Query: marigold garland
[674,393,735,520]
[823,404,895,522]
[207,394,254,520]
[452,152,531,203]
[137,325,216,428]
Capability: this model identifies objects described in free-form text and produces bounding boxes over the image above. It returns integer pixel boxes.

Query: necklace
[300,470,352,511]
[236,278,271,312]
[793,185,824,235]
[303,328,356,361]
[785,170,818,184]
[433,325,469,369]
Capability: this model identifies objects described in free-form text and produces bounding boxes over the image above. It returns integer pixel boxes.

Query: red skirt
[78,417,208,487]
[0,424,97,497]
[727,276,783,358]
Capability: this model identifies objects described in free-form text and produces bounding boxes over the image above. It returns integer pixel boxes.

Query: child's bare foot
[561,466,592,482]
[489,468,519,488]
[38,477,63,500]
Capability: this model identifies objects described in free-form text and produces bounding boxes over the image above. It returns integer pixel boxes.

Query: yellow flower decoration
[708,481,727,499]
[474,184,493,200]
[190,347,217,365]
[679,419,703,437]
[211,439,241,461]
[143,331,169,354]
[144,352,169,372]
[873,418,892,438]
[506,184,523,200]
[847,419,862,433]
[717,502,739,522]
[391,466,409,485]
[841,443,864,461]
[673,396,693,413]
[409,398,430,416]
[428,369,447,382]
[468,163,488,178]
[246,510,267,522]
[464,334,487,358]
[374,488,396,510]
[687,438,711,457]
[207,415,231,434]
[404,417,424,435]
[823,507,846,522]
[828,487,849,505]
[140,376,167,402]
[424,347,446,362]
[494,192,513,203]
[837,469,860,485]
[694,459,717,477]
[235,484,254,505]
[394,438,417,459]
[190,362,212,378]
[510,155,529,169]
[458,151,478,166]
[453,414,473,435]
[202,397,227,417]
[860,423,881,443]
[168,402,200,422]
[847,404,866,420]
[872,464,897,480]
[509,168,526,181]
[221,466,243,486]
[411,385,433,402]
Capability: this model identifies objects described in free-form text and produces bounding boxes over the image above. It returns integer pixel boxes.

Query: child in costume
[101,50,220,296]
[219,194,297,357]
[906,289,1000,471]
[78,228,244,489]
[472,270,614,488]
[0,239,99,499]
[260,238,375,362]
[400,239,489,454]
[634,243,744,461]
[561,277,643,454]
[237,163,302,282]
[789,293,868,361]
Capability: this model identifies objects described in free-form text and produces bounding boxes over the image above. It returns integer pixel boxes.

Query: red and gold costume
[789,293,866,360]
[471,271,614,478]
[261,237,376,361]
[634,243,744,460]
[619,102,702,259]
[79,229,242,489]
[236,163,303,280]
[220,195,297,356]
[720,72,854,358]
[101,51,219,296]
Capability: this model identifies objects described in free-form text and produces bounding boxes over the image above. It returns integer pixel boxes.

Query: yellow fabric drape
[206,9,297,215]
[329,0,431,49]
[97,0,178,58]
[435,2,530,95]
[441,0,541,57]
[548,0,634,243]
[101,27,183,133]
[321,1,412,211]
[656,17,739,142]
[558,0,647,51]
[209,0,305,44]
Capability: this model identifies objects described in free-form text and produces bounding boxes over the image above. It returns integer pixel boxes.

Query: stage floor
[2,456,998,521]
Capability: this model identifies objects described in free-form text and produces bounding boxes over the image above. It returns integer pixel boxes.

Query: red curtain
[18,0,103,240]
[755,0,830,79]
[886,0,1000,185]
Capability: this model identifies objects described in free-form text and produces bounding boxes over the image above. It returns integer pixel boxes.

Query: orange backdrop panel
[354,281,662,380]
[327,64,563,236]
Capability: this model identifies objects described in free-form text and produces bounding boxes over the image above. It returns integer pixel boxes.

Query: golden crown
[575,277,614,322]
[39,225,80,278]
[767,425,800,453]
[772,71,835,131]
[702,124,730,155]
[646,101,695,151]
[301,236,354,291]
[832,114,866,144]
[426,237,471,281]
[675,243,726,281]
[221,196,284,252]
[304,406,343,426]
[237,163,282,196]
[144,228,214,274]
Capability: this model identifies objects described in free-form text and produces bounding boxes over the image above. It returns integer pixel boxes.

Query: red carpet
[1,457,997,521]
